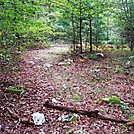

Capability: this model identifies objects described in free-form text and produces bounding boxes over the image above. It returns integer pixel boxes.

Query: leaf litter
[0,44,134,133]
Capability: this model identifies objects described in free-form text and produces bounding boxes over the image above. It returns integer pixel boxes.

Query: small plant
[72,94,81,102]
[0,53,11,62]
[7,85,24,94]
[99,96,126,106]
[115,66,122,73]
[89,54,97,60]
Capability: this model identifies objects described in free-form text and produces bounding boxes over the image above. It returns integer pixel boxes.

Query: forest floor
[0,44,134,134]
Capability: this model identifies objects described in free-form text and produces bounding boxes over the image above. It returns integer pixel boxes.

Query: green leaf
[89,54,97,60]
[7,86,24,94]
[72,94,81,102]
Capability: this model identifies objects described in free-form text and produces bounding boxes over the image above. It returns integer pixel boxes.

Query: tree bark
[89,19,92,52]
[71,14,76,51]
[79,0,82,54]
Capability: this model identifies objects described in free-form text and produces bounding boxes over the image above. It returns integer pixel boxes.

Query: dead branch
[44,100,99,117]
[126,120,134,126]
[97,113,128,124]
[44,100,133,126]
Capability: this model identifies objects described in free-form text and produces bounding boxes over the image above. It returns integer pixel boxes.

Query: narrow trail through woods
[1,44,134,133]
[23,44,69,63]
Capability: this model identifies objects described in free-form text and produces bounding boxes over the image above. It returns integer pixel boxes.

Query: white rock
[39,129,45,134]
[129,55,134,59]
[35,57,40,60]
[52,98,58,103]
[96,53,104,57]
[26,61,35,65]
[45,63,53,68]
[126,61,131,66]
[32,112,45,125]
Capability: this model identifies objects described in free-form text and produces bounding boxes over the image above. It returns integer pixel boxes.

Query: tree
[0,0,51,53]
[114,0,134,51]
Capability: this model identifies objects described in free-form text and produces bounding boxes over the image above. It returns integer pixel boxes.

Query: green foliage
[114,0,134,51]
[72,94,81,102]
[0,0,133,55]
[115,66,122,73]
[7,85,24,94]
[0,0,52,52]
[0,53,11,61]
[89,54,97,60]
[99,96,126,106]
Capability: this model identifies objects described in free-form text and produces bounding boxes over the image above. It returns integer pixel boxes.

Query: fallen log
[44,100,133,126]
[44,100,99,117]
[126,120,134,126]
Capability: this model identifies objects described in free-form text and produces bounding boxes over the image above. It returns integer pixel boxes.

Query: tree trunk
[71,15,76,51]
[89,19,92,52]
[129,42,133,51]
[79,0,82,54]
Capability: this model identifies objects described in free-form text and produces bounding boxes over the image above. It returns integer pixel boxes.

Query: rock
[45,63,53,68]
[32,112,45,125]
[58,114,79,122]
[26,60,35,65]
[52,98,58,103]
[129,55,134,59]
[96,53,104,57]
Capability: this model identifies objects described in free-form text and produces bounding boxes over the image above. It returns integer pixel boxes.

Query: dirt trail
[23,44,69,63]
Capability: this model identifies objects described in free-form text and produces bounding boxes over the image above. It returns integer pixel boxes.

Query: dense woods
[0,0,134,54]
[0,0,134,133]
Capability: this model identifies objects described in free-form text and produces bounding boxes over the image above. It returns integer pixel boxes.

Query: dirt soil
[0,44,134,134]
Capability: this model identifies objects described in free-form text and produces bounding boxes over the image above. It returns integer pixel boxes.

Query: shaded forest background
[0,0,134,58]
